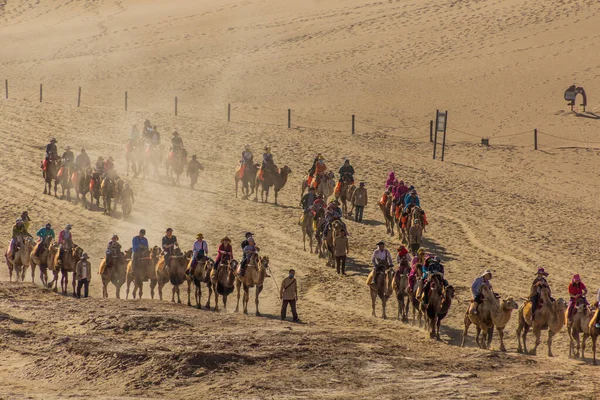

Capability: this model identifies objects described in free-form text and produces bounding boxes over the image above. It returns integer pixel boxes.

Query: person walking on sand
[351,182,368,222]
[75,253,92,298]
[334,230,349,275]
[280,269,299,322]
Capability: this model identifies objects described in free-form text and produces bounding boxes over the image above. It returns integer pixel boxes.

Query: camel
[410,268,424,326]
[52,244,84,296]
[29,237,56,285]
[589,310,600,365]
[567,298,592,359]
[300,172,334,201]
[427,278,455,340]
[99,248,130,299]
[347,184,357,217]
[71,167,92,208]
[314,208,327,259]
[235,162,258,199]
[43,156,61,197]
[155,248,191,303]
[186,257,214,309]
[379,194,395,237]
[166,148,187,186]
[144,144,162,179]
[323,220,342,267]
[5,236,35,282]
[58,163,74,201]
[254,166,292,204]
[235,254,269,316]
[211,258,238,312]
[461,285,519,351]
[392,267,410,322]
[368,260,394,319]
[125,246,161,300]
[125,140,144,177]
[516,288,567,357]
[300,211,314,253]
[89,172,102,210]
[101,177,116,215]
[334,173,353,216]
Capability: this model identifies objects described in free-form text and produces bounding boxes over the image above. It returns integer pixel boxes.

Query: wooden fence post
[175,96,178,116]
[40,84,43,103]
[352,114,355,135]
[430,120,433,142]
[534,129,538,150]
[228,103,231,122]
[77,87,81,107]
[125,91,128,111]
[4,79,7,99]
[288,109,291,129]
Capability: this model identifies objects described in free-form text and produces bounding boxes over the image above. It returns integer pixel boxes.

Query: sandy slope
[2,0,600,399]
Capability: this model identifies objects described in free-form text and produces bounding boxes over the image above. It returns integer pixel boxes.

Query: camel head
[555,298,568,311]
[281,166,292,176]
[444,285,455,299]
[502,297,519,310]
[73,246,84,260]
[259,256,269,271]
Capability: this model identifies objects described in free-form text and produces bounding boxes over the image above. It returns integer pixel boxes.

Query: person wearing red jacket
[567,274,588,321]
[214,237,234,271]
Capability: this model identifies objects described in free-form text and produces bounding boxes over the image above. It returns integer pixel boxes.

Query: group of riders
[126,120,203,182]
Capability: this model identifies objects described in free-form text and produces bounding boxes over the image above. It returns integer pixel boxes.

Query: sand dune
[2,0,600,398]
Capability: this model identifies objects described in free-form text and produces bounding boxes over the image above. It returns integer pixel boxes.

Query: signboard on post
[433,110,448,161]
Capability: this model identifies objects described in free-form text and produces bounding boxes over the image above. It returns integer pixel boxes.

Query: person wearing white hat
[75,253,92,298]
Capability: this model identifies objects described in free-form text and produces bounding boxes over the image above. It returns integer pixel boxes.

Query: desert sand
[2,0,600,399]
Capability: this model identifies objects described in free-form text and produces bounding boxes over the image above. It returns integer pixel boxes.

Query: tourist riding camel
[421,256,448,307]
[35,223,55,257]
[190,233,208,274]
[152,125,160,144]
[307,153,321,187]
[75,149,91,171]
[259,146,276,180]
[45,137,58,160]
[57,224,74,267]
[131,229,149,271]
[396,245,411,271]
[95,156,105,174]
[9,218,32,260]
[62,146,75,166]
[240,237,258,277]
[385,172,395,189]
[214,237,233,271]
[312,155,327,189]
[105,234,122,269]
[470,270,495,314]
[239,144,254,177]
[171,131,183,151]
[161,228,178,269]
[567,274,588,322]
[530,268,552,320]
[367,241,393,281]
[404,189,420,212]
[338,159,355,184]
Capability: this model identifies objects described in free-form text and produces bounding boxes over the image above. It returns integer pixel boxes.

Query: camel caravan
[41,137,135,218]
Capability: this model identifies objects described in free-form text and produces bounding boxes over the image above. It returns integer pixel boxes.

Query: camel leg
[575,331,581,359]
[235,280,241,312]
[150,280,156,299]
[461,314,471,347]
[195,284,201,309]
[205,283,213,309]
[530,327,541,356]
[171,284,176,303]
[582,333,588,360]
[255,285,263,317]
[243,285,250,315]
[371,290,376,317]
[547,330,555,357]
[176,285,181,303]
[116,283,122,299]
[568,327,574,358]
[187,281,192,306]
[72,272,76,297]
[592,335,597,365]
[214,287,220,313]
[125,279,131,299]
[138,280,144,299]
[381,296,387,320]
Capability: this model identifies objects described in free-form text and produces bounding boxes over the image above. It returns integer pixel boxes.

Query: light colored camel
[30,237,57,287]
[125,246,160,300]
[379,194,395,237]
[186,257,214,309]
[99,249,129,299]
[461,285,518,351]
[235,254,268,316]
[323,220,342,268]
[235,162,257,198]
[334,173,353,216]
[211,258,238,312]
[368,261,394,319]
[347,184,357,217]
[6,236,35,282]
[588,310,600,365]
[52,244,83,296]
[156,249,191,303]
[301,211,314,253]
[567,299,592,359]
[427,279,455,340]
[516,288,567,357]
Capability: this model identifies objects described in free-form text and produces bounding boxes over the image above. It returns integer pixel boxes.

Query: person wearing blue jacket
[404,189,420,211]
[132,229,149,271]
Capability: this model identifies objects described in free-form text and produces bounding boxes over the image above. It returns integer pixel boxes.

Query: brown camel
[99,248,130,299]
[516,288,567,357]
[254,166,292,204]
[30,237,57,286]
[314,208,327,259]
[6,236,35,282]
[461,285,519,351]
[186,257,214,309]
[368,260,394,319]
[52,244,84,296]
[334,173,353,216]
[235,254,269,316]
[588,310,600,365]
[235,162,258,199]
[300,211,314,253]
[410,268,424,326]
[125,246,161,300]
[347,184,357,216]
[379,193,395,237]
[427,279,455,340]
[323,220,342,267]
[156,248,191,303]
[567,298,592,359]
[211,258,238,312]
[392,266,410,322]
[300,172,335,203]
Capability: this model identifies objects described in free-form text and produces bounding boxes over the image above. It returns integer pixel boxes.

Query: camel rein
[266,264,282,306]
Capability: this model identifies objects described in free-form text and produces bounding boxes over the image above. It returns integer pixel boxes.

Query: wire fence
[2,78,599,152]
